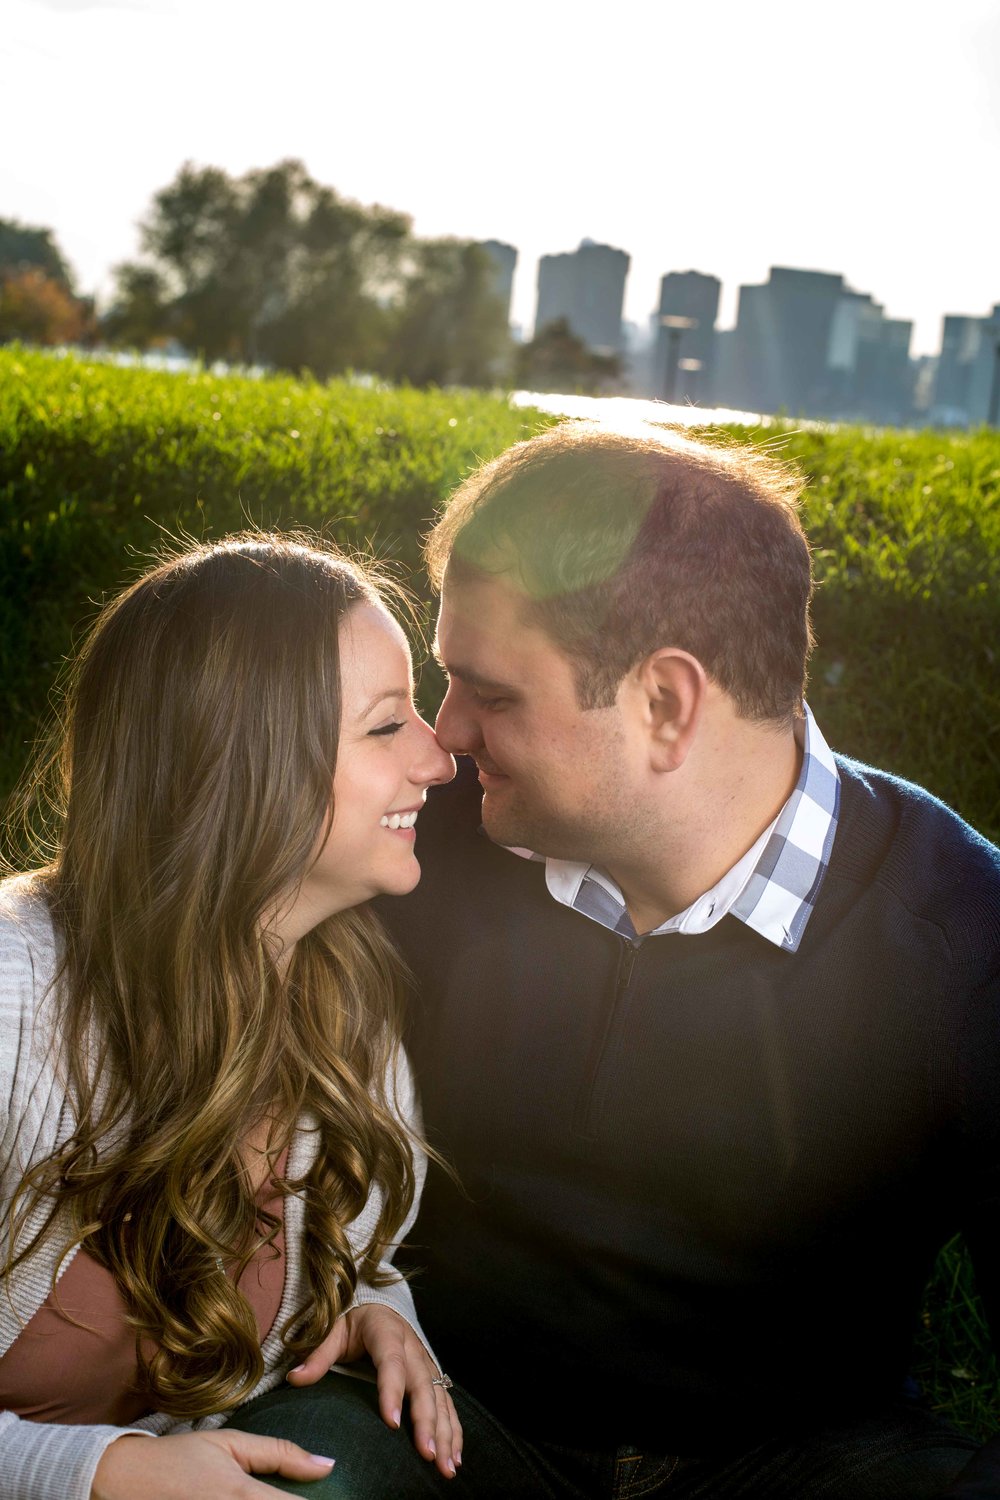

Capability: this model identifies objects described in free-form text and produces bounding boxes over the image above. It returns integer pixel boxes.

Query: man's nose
[434,684,481,756]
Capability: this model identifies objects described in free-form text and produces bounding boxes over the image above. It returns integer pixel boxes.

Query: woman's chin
[386,859,423,897]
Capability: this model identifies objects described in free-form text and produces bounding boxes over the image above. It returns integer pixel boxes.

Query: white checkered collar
[502,703,840,954]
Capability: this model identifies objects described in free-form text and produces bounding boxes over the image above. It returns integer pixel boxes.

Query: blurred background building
[931,305,1000,426]
[480,239,517,327]
[534,239,630,355]
[514,235,999,426]
[706,266,915,423]
[653,270,721,405]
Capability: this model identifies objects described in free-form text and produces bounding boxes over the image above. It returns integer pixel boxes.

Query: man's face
[434,571,643,862]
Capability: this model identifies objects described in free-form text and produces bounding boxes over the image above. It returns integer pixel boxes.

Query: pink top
[0,1150,289,1424]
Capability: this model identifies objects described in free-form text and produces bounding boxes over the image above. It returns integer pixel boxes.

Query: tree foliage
[0,218,93,347]
[0,268,92,346]
[106,159,406,373]
[0,218,75,290]
[385,240,511,388]
[101,265,171,350]
[514,318,622,394]
[106,160,511,387]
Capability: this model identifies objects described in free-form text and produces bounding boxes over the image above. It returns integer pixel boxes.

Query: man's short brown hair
[425,420,814,723]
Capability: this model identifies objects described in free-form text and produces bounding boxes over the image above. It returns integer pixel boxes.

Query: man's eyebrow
[446,665,519,695]
[356,688,409,720]
[431,644,517,695]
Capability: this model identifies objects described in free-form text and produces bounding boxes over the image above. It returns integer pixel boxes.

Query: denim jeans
[224,1372,984,1499]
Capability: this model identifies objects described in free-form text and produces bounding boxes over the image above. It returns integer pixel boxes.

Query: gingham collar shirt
[503,703,840,954]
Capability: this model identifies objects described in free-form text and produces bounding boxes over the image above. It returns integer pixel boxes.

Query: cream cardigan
[0,879,436,1500]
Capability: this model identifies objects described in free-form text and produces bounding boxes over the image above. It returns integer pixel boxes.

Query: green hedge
[0,349,546,794]
[3,350,997,842]
[750,423,999,844]
[2,347,999,1435]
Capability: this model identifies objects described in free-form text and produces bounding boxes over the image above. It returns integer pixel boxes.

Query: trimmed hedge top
[2,347,998,840]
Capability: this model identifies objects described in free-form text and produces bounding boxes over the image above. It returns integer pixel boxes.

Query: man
[373,420,1000,1498]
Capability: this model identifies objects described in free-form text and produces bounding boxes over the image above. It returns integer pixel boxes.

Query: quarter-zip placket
[574,933,642,1139]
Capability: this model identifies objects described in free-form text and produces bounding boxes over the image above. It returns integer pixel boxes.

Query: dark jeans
[224,1372,984,1500]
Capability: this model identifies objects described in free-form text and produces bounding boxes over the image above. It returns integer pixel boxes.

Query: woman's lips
[381,808,420,839]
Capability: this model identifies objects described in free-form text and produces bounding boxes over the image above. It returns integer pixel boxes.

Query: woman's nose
[413,715,456,786]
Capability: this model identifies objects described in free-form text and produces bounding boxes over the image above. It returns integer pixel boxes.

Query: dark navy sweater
[377,756,1000,1457]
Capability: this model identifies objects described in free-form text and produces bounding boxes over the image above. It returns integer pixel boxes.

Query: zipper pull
[619,938,639,990]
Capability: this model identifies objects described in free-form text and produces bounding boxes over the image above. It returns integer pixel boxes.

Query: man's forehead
[435,572,566,681]
[437,564,539,636]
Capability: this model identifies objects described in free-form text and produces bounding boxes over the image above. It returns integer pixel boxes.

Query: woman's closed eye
[368,719,406,737]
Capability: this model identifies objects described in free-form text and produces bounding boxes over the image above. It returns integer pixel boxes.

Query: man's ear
[633,649,707,771]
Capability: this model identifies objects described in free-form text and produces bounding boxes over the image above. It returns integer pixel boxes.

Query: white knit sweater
[0,878,437,1500]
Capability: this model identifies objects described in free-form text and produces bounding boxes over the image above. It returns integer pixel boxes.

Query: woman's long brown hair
[3,533,419,1417]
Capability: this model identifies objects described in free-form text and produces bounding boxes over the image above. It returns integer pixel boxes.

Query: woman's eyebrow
[357,688,409,720]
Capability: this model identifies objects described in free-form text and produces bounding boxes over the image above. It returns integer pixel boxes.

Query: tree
[108,160,411,375]
[108,162,515,388]
[0,218,93,346]
[0,267,91,346]
[514,318,622,395]
[132,162,245,359]
[102,265,173,350]
[255,180,409,374]
[385,240,512,388]
[0,219,74,290]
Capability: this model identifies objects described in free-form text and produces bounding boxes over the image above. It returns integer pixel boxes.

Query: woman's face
[296,601,455,924]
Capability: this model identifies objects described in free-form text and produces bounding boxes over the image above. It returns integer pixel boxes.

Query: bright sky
[5,0,999,357]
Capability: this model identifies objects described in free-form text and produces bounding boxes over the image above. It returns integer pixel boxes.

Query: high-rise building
[479,240,517,325]
[715,266,914,421]
[653,270,721,404]
[534,239,630,353]
[863,317,914,423]
[933,306,1000,425]
[718,267,846,414]
[827,293,913,422]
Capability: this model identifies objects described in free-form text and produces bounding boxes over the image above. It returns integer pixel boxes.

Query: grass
[1,346,998,1437]
[917,1236,999,1440]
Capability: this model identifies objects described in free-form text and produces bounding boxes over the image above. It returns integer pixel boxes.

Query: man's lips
[476,762,509,783]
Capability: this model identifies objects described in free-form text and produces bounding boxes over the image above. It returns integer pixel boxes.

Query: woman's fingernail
[290,1364,306,1374]
[311,1455,336,1468]
[428,1438,437,1457]
[391,1407,401,1428]
[456,1451,463,1467]
[447,1458,457,1477]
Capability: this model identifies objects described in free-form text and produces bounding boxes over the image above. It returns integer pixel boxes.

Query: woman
[0,533,459,1498]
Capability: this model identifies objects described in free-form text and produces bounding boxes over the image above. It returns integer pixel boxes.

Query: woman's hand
[287,1304,462,1479]
[91,1430,335,1499]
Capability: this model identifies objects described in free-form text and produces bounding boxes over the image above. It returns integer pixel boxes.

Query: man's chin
[481,798,585,862]
[480,793,532,851]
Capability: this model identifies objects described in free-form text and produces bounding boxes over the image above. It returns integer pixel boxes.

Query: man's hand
[287,1304,462,1479]
[91,1430,335,1499]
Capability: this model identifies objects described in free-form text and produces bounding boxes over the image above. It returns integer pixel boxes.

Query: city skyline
[5,0,999,358]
